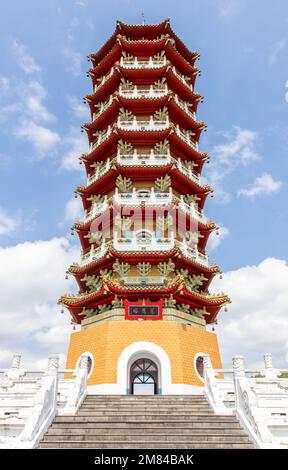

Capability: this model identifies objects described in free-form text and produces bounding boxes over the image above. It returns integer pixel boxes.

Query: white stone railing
[175,125,199,151]
[94,67,115,93]
[171,66,194,92]
[87,158,111,185]
[204,353,288,449]
[92,95,114,120]
[123,275,165,286]
[179,195,208,225]
[119,84,168,99]
[175,158,200,185]
[116,149,171,167]
[90,125,113,152]
[174,94,197,121]
[178,240,209,267]
[119,56,167,69]
[117,116,169,132]
[80,196,109,225]
[114,186,173,206]
[113,231,175,253]
[78,234,209,262]
[79,242,108,267]
[0,354,89,449]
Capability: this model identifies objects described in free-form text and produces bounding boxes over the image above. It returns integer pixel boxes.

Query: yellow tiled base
[66,321,222,388]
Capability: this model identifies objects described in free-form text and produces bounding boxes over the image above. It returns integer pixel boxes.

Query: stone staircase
[38,395,254,449]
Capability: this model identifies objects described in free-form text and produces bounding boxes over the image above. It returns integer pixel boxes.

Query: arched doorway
[130,358,158,395]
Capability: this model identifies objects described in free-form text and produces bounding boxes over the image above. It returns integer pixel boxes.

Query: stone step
[54,415,237,423]
[77,409,214,418]
[38,441,254,449]
[84,397,207,402]
[38,395,254,450]
[82,403,210,409]
[42,434,251,443]
[79,406,212,412]
[50,421,242,430]
[47,426,244,435]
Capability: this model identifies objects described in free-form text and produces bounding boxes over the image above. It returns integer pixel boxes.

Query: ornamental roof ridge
[116,18,170,29]
[181,286,230,305]
[119,36,168,45]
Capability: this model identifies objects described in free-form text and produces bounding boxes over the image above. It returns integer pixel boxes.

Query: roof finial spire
[141,11,145,26]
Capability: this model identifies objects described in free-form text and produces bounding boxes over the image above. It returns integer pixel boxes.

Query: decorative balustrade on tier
[87,159,111,186]
[175,124,199,151]
[119,84,169,99]
[80,196,109,225]
[93,67,115,93]
[79,242,108,267]
[178,239,209,266]
[178,195,208,225]
[79,189,207,228]
[171,66,194,92]
[90,125,113,152]
[113,231,175,252]
[117,116,169,132]
[122,275,165,286]
[119,56,167,69]
[116,149,171,166]
[78,235,208,268]
[92,95,114,120]
[114,186,173,206]
[173,94,197,121]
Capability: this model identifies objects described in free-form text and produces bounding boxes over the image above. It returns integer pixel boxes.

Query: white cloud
[74,0,87,5]
[238,172,282,197]
[65,196,83,221]
[0,207,18,236]
[0,76,58,158]
[11,39,41,75]
[285,80,288,103]
[206,126,261,203]
[24,81,55,122]
[62,46,83,78]
[207,224,230,251]
[268,40,286,67]
[211,258,288,368]
[62,130,88,171]
[68,96,90,119]
[14,120,60,157]
[0,237,78,368]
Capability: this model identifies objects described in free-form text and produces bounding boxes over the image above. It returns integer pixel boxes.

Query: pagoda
[59,19,230,395]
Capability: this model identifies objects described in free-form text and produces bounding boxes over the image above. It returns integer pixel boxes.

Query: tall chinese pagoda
[59,19,230,395]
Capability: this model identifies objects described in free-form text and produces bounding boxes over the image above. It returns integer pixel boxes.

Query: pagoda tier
[81,128,208,175]
[83,97,206,143]
[84,65,203,116]
[60,19,230,333]
[86,66,203,116]
[73,202,217,252]
[89,19,199,69]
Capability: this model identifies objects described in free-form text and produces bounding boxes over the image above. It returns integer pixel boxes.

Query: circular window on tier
[136,230,152,244]
[194,353,205,382]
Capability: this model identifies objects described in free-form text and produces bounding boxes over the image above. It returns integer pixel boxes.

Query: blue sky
[0,0,287,369]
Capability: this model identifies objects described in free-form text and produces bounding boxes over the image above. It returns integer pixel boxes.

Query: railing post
[11,354,21,370]
[7,353,22,378]
[232,355,245,408]
[47,355,59,376]
[264,353,277,379]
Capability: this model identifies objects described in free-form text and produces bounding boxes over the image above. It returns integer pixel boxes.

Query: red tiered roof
[60,19,230,326]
